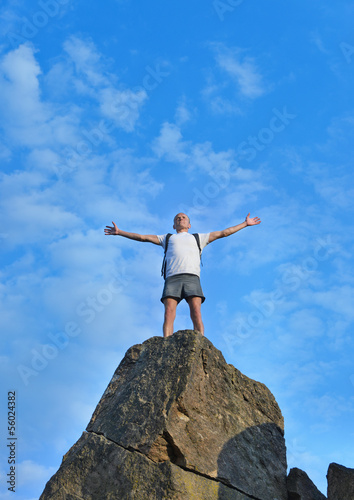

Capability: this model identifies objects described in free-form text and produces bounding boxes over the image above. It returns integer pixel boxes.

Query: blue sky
[1,0,354,497]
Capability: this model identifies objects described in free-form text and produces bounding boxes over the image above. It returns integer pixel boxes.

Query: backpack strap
[192,233,203,268]
[161,233,172,279]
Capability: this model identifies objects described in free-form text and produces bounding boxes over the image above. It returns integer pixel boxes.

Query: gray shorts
[161,273,205,304]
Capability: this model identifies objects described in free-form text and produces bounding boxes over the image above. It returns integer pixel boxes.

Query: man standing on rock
[104,212,261,337]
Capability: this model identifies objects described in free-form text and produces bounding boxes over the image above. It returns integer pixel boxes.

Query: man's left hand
[245,213,261,226]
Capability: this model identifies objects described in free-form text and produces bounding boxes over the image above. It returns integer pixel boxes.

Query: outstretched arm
[104,222,160,245]
[208,213,261,243]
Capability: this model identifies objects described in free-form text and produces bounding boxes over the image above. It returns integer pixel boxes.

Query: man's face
[173,213,191,231]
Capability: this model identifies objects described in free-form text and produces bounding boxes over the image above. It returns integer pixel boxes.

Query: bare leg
[162,298,178,337]
[187,296,204,335]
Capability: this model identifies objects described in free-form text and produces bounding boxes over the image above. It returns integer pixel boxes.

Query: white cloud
[50,230,111,265]
[309,285,354,320]
[174,98,193,126]
[309,394,354,422]
[63,36,109,89]
[217,201,319,273]
[152,121,189,162]
[202,44,266,113]
[0,37,165,258]
[17,460,57,488]
[62,36,148,132]
[215,48,266,99]
[190,141,235,174]
[0,43,83,149]
[151,117,268,225]
[208,95,242,115]
[0,2,25,41]
[0,138,11,160]
[99,87,147,132]
[44,60,75,98]
[0,36,149,163]
[0,43,49,142]
[1,187,82,246]
[303,161,354,209]
[153,119,255,178]
[310,31,331,55]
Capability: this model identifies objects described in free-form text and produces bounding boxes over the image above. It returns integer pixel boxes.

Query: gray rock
[287,467,326,500]
[40,432,255,499]
[40,330,288,500]
[327,462,354,500]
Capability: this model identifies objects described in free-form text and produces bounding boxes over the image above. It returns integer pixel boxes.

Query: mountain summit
[40,330,337,499]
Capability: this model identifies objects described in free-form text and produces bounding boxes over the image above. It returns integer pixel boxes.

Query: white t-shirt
[157,232,210,279]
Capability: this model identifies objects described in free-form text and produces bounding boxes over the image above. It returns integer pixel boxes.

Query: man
[104,212,261,337]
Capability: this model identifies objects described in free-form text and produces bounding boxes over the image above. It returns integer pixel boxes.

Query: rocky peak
[40,331,287,499]
[40,330,352,499]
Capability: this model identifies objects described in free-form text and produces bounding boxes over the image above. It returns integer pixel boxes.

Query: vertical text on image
[7,391,17,492]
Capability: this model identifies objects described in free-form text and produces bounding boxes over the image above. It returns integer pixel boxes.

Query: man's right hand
[104,222,119,235]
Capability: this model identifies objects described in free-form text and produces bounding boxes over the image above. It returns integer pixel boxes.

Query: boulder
[327,462,354,500]
[287,467,326,500]
[40,330,288,500]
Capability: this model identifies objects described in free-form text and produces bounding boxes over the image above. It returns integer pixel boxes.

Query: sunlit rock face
[40,330,288,500]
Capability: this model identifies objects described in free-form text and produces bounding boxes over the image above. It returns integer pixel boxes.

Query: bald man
[105,212,261,337]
